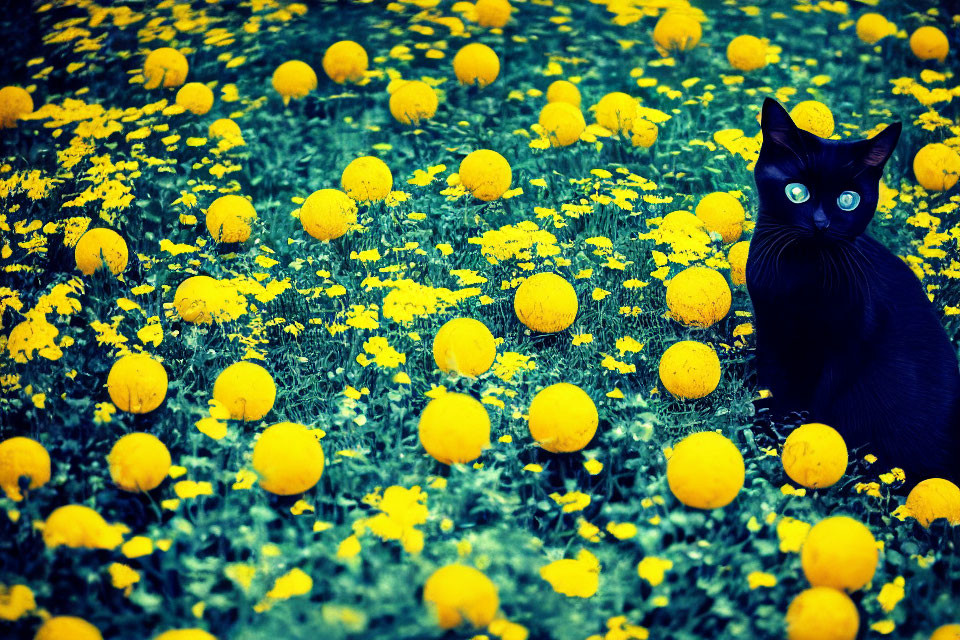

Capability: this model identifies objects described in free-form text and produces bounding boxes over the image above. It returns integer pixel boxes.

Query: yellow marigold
[299,188,357,241]
[0,583,35,621]
[539,549,600,598]
[0,437,50,501]
[107,353,168,414]
[904,478,960,527]
[143,47,188,90]
[931,625,960,640]
[108,432,171,492]
[514,272,578,333]
[910,26,949,62]
[419,392,490,464]
[271,60,317,103]
[43,504,123,550]
[175,82,214,115]
[459,149,512,200]
[546,79,581,107]
[342,156,393,202]
[789,100,835,138]
[208,118,244,145]
[856,13,895,44]
[389,80,438,125]
[423,564,499,629]
[152,631,217,640]
[801,516,878,592]
[727,241,749,286]
[538,102,585,147]
[782,423,848,489]
[213,361,276,421]
[667,431,744,509]
[665,266,731,328]
[913,143,960,191]
[322,40,368,84]
[205,194,257,243]
[786,587,859,640]
[453,43,500,88]
[726,35,767,71]
[252,422,324,495]
[173,276,246,324]
[528,383,598,453]
[652,12,702,53]
[433,317,497,377]
[34,616,103,640]
[594,92,638,134]
[74,228,128,276]
[0,86,34,128]
[631,118,658,148]
[658,340,721,399]
[475,0,512,27]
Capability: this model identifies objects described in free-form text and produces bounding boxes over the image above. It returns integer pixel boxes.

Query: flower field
[2,0,960,639]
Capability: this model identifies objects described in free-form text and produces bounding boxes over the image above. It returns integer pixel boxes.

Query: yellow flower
[785,587,859,640]
[143,48,189,89]
[776,516,811,553]
[665,266,731,329]
[781,423,848,489]
[801,516,878,592]
[212,361,276,421]
[726,35,767,71]
[74,228,128,276]
[272,60,317,103]
[152,630,217,640]
[931,625,960,640]
[432,317,497,377]
[540,549,600,597]
[0,584,36,620]
[0,437,50,501]
[913,143,960,192]
[909,26,949,62]
[637,556,673,586]
[453,43,500,88]
[35,616,104,640]
[299,188,358,241]
[423,564,499,629]
[630,118,658,148]
[109,562,140,593]
[658,341,721,399]
[107,353,168,414]
[43,504,124,550]
[876,576,905,612]
[419,393,490,464]
[0,86,34,128]
[666,431,744,509]
[528,383,598,453]
[108,432,171,492]
[594,92,638,134]
[727,241,749,286]
[175,82,214,115]
[695,191,745,243]
[546,79,580,107]
[514,272,578,333]
[266,567,313,599]
[341,156,393,202]
[173,276,247,324]
[652,11,702,54]
[789,100,835,138]
[361,485,429,553]
[904,478,960,527]
[474,0,512,27]
[855,13,895,44]
[459,149,512,201]
[205,194,257,243]
[252,422,325,495]
[208,118,244,146]
[322,40,368,84]
[389,80,438,125]
[747,571,777,589]
[538,102,585,147]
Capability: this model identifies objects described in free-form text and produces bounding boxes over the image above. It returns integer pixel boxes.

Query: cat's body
[746,98,960,483]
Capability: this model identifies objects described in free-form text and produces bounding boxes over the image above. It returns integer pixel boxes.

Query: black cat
[746,97,960,484]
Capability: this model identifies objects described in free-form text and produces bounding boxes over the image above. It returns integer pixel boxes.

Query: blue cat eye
[785,183,809,203]
[837,190,860,211]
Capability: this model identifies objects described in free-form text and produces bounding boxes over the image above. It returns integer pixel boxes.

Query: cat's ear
[860,122,901,168]
[760,98,802,151]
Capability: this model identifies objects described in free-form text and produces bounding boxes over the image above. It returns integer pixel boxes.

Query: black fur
[746,98,960,484]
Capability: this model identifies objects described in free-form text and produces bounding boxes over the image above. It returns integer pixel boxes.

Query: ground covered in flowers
[1,1,960,639]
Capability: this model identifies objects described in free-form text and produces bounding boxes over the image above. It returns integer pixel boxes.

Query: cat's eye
[785,183,809,203]
[837,191,860,211]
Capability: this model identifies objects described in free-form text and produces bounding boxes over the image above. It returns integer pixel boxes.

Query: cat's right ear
[760,98,803,151]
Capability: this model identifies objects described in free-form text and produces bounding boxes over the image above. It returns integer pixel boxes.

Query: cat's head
[754,98,900,240]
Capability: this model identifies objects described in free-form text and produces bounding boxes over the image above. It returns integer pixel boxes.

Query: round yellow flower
[108,433,172,492]
[453,43,500,88]
[322,40,368,84]
[74,228,128,276]
[175,276,217,324]
[341,156,393,202]
[546,80,581,107]
[0,86,34,128]
[782,423,848,489]
[35,616,103,640]
[0,437,51,501]
[910,26,949,62]
[931,625,960,640]
[419,393,490,464]
[423,564,499,629]
[107,353,168,414]
[43,505,123,549]
[208,118,243,145]
[786,587,859,640]
[658,340,721,399]
[856,13,894,45]
[801,516,878,592]
[459,149,512,201]
[728,241,749,286]
[143,47,188,90]
[594,92,638,134]
[665,266,731,329]
[206,194,257,243]
[514,272,578,333]
[538,102,585,147]
[667,431,744,509]
[653,11,702,53]
[389,80,439,125]
[905,478,960,528]
[299,188,358,241]
[175,82,214,115]
[528,383,598,453]
[790,100,835,138]
[252,422,325,495]
[475,0,512,27]
[913,143,960,191]
[213,361,276,421]
[152,630,217,640]
[726,35,767,71]
[432,317,497,377]
[696,191,745,243]
[272,60,318,103]
[631,118,658,148]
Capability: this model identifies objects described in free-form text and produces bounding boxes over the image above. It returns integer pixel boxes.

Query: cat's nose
[813,210,830,231]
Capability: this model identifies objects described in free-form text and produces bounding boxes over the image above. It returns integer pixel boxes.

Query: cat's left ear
[860,122,901,168]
